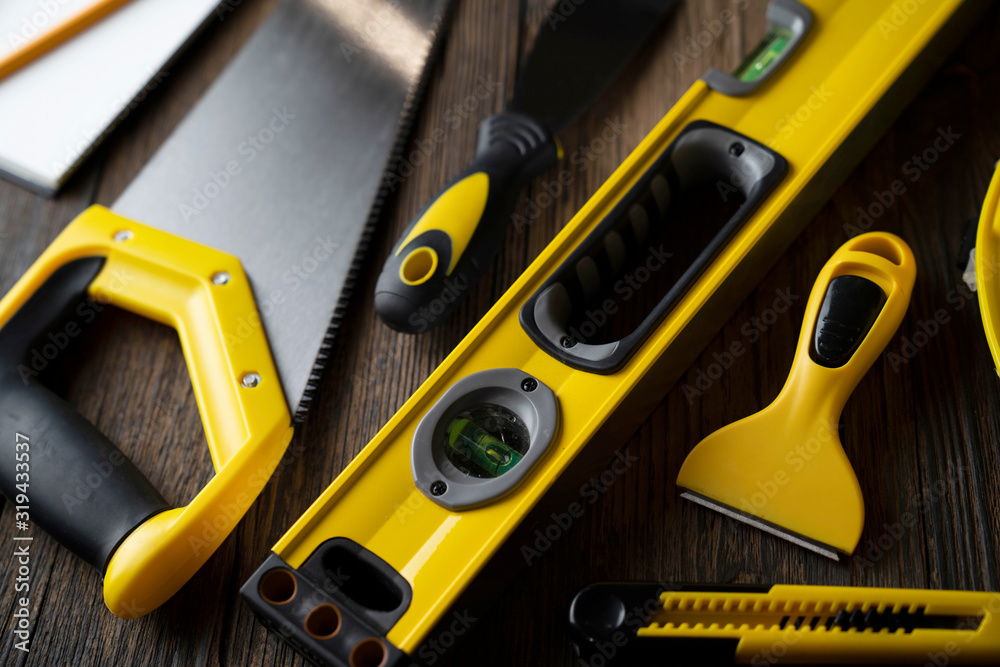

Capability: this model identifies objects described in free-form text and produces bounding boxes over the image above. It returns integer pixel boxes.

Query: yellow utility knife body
[570,582,1000,665]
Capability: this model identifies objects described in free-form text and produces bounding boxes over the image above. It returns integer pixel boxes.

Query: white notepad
[0,0,221,195]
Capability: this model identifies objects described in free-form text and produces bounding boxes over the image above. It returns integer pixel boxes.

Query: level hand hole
[258,568,297,605]
[304,603,342,639]
[321,541,405,612]
[350,638,388,667]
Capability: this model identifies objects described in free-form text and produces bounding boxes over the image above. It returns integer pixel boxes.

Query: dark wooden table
[3,1,1000,665]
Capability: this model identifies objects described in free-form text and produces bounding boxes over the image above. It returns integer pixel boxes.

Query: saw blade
[112,0,451,422]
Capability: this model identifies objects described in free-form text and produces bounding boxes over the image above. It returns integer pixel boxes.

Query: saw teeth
[294,4,455,424]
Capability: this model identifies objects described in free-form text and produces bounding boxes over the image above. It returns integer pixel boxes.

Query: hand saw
[241,1,987,665]
[373,0,679,334]
[569,582,1000,665]
[0,0,452,618]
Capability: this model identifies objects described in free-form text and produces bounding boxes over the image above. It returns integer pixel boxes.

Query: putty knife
[374,0,679,333]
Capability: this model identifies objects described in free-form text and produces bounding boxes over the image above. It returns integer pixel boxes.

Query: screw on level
[212,272,232,286]
[521,378,537,392]
[728,142,745,157]
[430,481,447,496]
[560,336,577,348]
[241,372,261,389]
[113,230,134,243]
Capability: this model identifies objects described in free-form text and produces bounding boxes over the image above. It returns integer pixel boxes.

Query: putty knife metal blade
[681,490,840,561]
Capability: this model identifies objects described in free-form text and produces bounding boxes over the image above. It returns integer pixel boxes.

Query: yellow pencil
[0,0,135,82]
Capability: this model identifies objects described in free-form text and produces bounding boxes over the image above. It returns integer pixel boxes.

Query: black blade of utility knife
[509,0,678,134]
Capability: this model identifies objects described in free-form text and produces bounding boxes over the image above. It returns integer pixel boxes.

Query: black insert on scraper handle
[811,275,887,368]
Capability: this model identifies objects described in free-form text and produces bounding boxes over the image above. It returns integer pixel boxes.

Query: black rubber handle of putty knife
[375,112,558,333]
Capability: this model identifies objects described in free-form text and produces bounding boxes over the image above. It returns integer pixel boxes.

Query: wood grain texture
[1,0,1000,665]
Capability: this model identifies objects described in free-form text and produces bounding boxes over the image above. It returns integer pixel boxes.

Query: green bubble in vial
[734,26,794,83]
[446,417,524,478]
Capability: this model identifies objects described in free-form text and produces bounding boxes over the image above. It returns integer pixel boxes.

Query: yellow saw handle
[0,205,293,617]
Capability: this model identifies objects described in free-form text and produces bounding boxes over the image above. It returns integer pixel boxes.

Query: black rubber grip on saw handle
[0,258,170,573]
[375,112,558,333]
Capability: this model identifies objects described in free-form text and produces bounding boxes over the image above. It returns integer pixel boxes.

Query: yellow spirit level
[242,0,987,664]
[570,583,1000,665]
